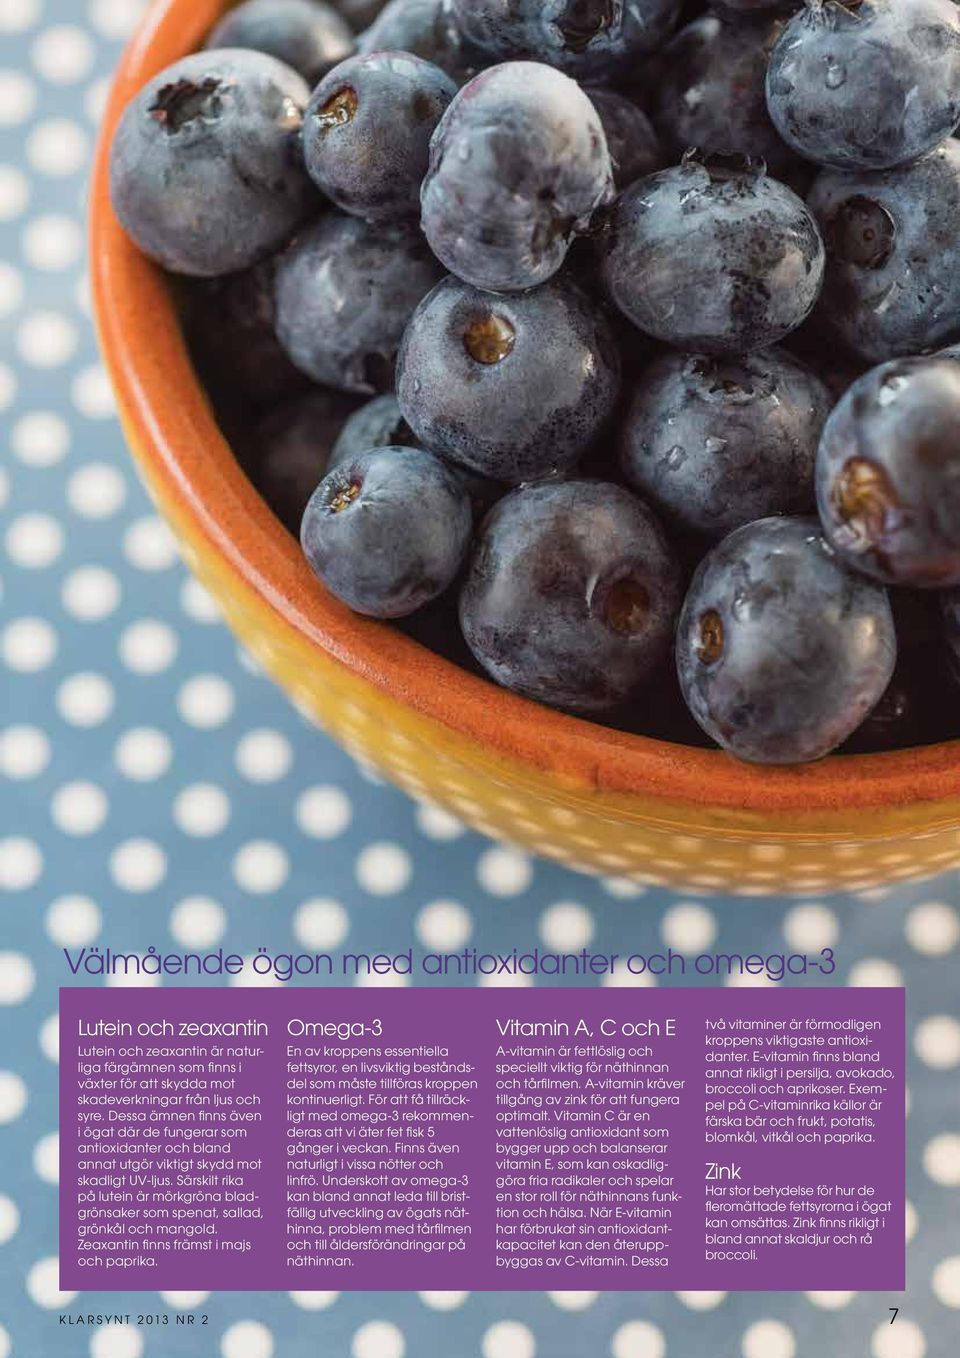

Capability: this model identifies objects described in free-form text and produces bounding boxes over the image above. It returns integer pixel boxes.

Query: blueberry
[185,259,307,415]
[655,11,798,179]
[599,153,824,354]
[304,52,456,220]
[621,348,831,537]
[766,0,960,172]
[942,587,960,671]
[676,516,896,764]
[421,62,613,293]
[816,357,960,589]
[330,394,417,468]
[337,0,389,29]
[459,480,682,713]
[301,446,472,616]
[840,645,954,753]
[206,0,355,85]
[249,388,361,531]
[358,0,472,82]
[807,143,960,363]
[586,88,661,189]
[450,0,682,81]
[110,49,316,277]
[274,213,443,393]
[396,275,620,483]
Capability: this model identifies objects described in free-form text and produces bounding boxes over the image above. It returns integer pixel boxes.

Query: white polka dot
[0,464,7,507]
[58,672,114,726]
[62,565,122,620]
[22,213,83,270]
[17,309,78,366]
[5,514,61,571]
[601,876,647,898]
[661,901,717,952]
[27,118,89,175]
[477,846,533,897]
[783,902,839,950]
[174,783,230,837]
[90,0,148,40]
[906,901,959,956]
[221,1321,274,1358]
[0,1069,28,1123]
[539,900,594,950]
[123,516,177,570]
[39,1013,59,1062]
[352,1321,406,1358]
[85,76,110,124]
[675,1292,726,1310]
[34,1132,59,1184]
[233,841,289,894]
[72,363,116,418]
[11,411,70,465]
[3,617,57,671]
[0,952,35,1004]
[0,0,42,34]
[1,724,50,779]
[105,957,160,990]
[46,895,102,947]
[51,781,108,836]
[0,1326,9,1358]
[479,968,532,989]
[914,1014,960,1069]
[0,361,16,410]
[547,1292,597,1311]
[848,958,903,989]
[110,839,167,894]
[297,785,352,838]
[180,576,220,623]
[90,1328,144,1358]
[178,673,234,727]
[0,261,23,315]
[805,1291,855,1310]
[932,1255,960,1308]
[905,1199,918,1242]
[0,164,30,220]
[356,842,412,895]
[26,1256,74,1307]
[871,1318,925,1358]
[0,836,43,890]
[160,1292,210,1308]
[0,1193,20,1245]
[169,896,226,948]
[602,959,657,988]
[416,900,472,951]
[120,620,178,675]
[289,1291,340,1311]
[611,1322,664,1358]
[68,462,126,517]
[236,729,292,783]
[294,898,349,950]
[114,727,172,781]
[923,1133,960,1186]
[0,69,36,126]
[417,1292,468,1311]
[33,25,96,84]
[742,1321,794,1358]
[415,802,465,841]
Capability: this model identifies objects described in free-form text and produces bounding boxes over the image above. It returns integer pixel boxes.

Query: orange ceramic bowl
[91,0,960,896]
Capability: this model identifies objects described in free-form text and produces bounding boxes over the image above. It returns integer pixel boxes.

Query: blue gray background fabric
[1,3,958,1355]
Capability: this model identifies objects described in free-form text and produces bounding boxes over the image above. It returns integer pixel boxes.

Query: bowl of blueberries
[91,0,960,894]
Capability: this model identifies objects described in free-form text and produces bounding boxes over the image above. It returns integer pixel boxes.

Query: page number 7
[889,1309,899,1325]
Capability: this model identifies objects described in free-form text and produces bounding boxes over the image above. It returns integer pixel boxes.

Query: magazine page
[2,2,958,1357]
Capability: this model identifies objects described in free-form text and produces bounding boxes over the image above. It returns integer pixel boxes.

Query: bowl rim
[89,0,960,819]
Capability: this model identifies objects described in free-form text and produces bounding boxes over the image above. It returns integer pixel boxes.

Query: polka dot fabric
[1,3,959,1356]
